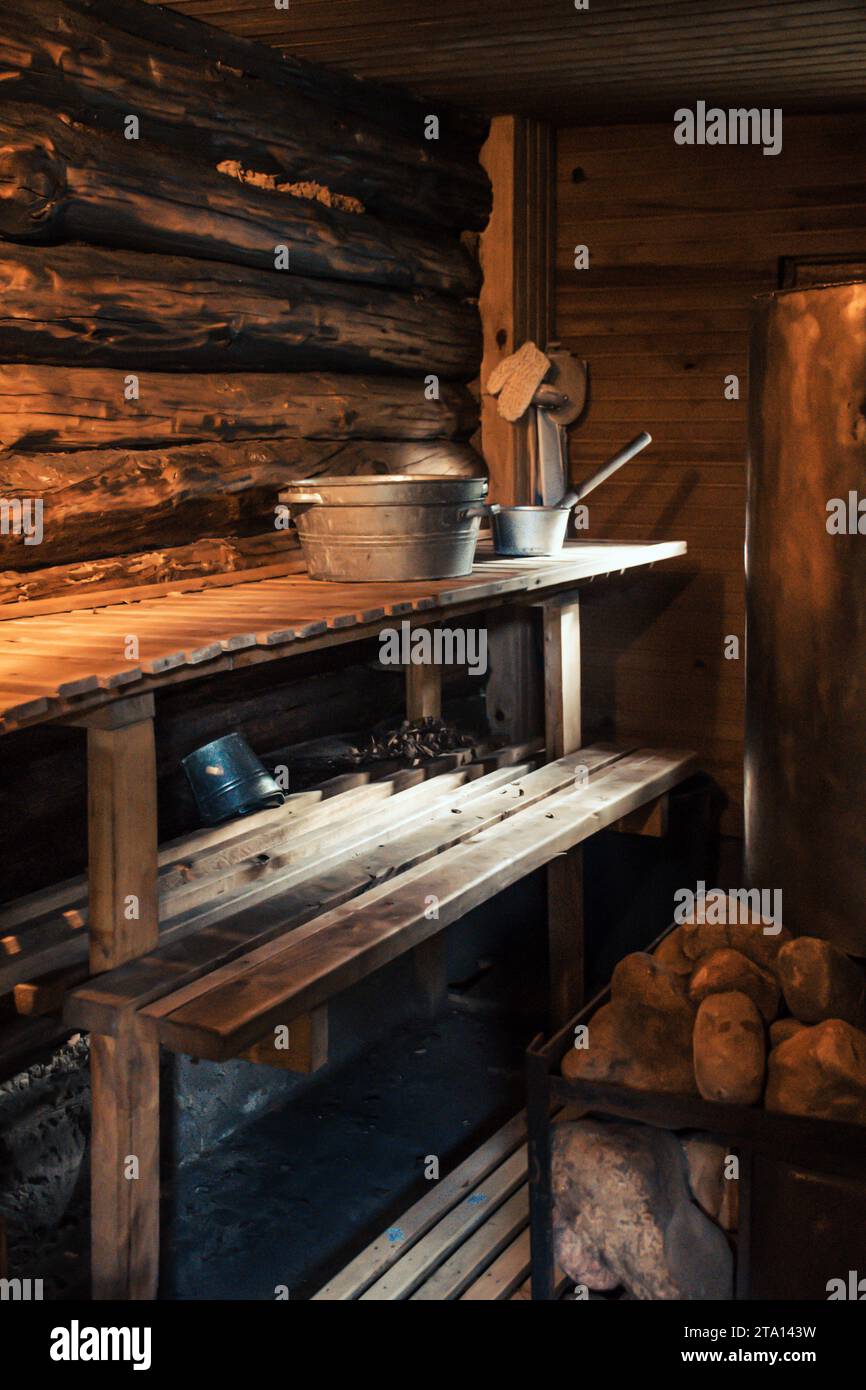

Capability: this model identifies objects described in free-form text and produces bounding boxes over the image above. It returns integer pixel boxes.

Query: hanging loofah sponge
[485,341,551,422]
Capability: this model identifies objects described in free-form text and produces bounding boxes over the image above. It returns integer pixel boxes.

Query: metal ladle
[488,431,653,557]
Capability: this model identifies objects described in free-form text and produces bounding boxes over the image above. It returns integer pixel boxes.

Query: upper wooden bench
[0,540,685,731]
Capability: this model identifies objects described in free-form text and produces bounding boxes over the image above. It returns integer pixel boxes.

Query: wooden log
[0,106,480,299]
[0,532,304,606]
[0,0,491,232]
[0,244,480,377]
[0,437,484,570]
[0,366,478,453]
[69,0,489,157]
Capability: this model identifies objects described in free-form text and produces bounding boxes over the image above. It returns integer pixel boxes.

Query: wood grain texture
[0,105,479,298]
[145,749,697,1061]
[557,112,866,836]
[0,243,480,377]
[0,367,478,454]
[0,437,483,571]
[0,0,490,231]
[86,713,158,973]
[84,699,160,1302]
[0,533,303,606]
[0,544,686,729]
[154,0,866,124]
[238,1006,328,1072]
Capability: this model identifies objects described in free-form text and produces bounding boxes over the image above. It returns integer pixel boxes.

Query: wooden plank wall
[556,112,866,837]
[0,0,489,606]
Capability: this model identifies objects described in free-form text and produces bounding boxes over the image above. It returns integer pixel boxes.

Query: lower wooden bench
[58,740,694,1299]
[69,744,696,1061]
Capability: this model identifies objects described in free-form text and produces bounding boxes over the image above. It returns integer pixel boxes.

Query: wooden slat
[410,1187,528,1300]
[459,1228,531,1300]
[313,1111,527,1299]
[360,1147,528,1299]
[144,748,696,1060]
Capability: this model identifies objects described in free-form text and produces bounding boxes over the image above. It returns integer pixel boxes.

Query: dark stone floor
[163,1002,527,1300]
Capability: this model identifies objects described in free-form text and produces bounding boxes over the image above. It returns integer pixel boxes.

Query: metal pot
[489,500,573,557]
[279,474,489,581]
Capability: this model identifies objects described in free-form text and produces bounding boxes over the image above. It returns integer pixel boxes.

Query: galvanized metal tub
[746,280,866,954]
[279,475,489,581]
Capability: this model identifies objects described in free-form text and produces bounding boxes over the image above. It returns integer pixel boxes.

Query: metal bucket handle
[286,490,324,507]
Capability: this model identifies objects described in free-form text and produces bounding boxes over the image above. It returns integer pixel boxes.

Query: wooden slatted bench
[98,744,695,1061]
[58,740,695,1300]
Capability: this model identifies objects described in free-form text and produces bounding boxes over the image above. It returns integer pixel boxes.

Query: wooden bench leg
[76,695,160,1300]
[541,595,584,1029]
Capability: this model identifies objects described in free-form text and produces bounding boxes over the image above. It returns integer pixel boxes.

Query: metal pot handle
[285,491,324,506]
[459,502,497,520]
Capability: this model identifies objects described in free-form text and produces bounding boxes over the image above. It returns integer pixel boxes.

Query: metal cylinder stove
[746,280,866,955]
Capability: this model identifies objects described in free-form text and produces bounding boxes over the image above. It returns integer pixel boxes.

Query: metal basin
[279,474,489,581]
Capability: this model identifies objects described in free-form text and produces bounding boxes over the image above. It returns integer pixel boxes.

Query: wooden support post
[540,595,584,1027]
[74,693,160,1300]
[239,1007,329,1073]
[413,934,449,1018]
[612,793,670,838]
[485,607,541,745]
[405,646,442,721]
[541,596,582,764]
[405,638,446,1013]
[480,116,555,507]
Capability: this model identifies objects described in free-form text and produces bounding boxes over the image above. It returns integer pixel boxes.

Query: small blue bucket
[182,732,286,825]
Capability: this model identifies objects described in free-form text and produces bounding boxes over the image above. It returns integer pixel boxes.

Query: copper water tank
[746,281,866,954]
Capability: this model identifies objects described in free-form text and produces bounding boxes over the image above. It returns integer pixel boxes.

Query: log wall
[0,0,489,600]
[556,112,866,836]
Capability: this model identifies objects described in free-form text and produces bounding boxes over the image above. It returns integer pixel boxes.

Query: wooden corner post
[75,694,160,1300]
[479,115,555,508]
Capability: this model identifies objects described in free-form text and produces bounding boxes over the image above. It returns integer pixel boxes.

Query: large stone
[769,1018,807,1049]
[563,952,697,1094]
[693,992,766,1105]
[777,937,866,1028]
[561,956,697,1095]
[765,1019,866,1125]
[562,1001,697,1094]
[680,892,791,973]
[689,948,780,1022]
[727,918,792,974]
[680,1134,739,1233]
[551,1118,733,1299]
[653,926,693,975]
[613,952,695,1020]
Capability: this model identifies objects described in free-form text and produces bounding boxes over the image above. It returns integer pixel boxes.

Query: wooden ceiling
[154,0,866,123]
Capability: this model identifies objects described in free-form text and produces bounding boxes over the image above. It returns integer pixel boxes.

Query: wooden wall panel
[556,111,866,836]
